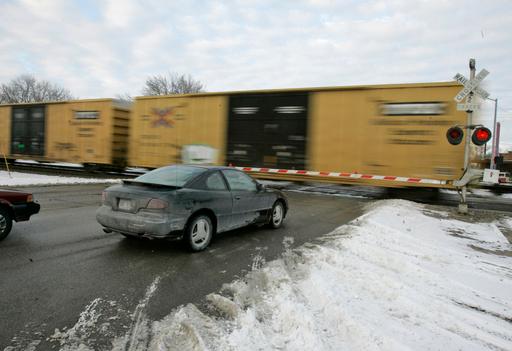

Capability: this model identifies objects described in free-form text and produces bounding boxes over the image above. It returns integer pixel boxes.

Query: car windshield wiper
[123,179,182,189]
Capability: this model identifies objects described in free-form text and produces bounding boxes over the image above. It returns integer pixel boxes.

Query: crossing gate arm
[234,167,455,189]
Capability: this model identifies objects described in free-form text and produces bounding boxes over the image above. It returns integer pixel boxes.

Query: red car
[0,189,40,240]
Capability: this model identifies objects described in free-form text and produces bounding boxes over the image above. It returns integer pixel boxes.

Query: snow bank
[129,200,512,351]
[0,171,121,186]
[15,159,84,168]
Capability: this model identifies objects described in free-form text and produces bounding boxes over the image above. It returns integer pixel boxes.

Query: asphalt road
[0,184,370,350]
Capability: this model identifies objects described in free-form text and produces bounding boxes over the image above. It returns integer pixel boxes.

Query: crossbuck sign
[453,69,490,111]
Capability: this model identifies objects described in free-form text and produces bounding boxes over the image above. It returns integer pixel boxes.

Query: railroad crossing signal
[452,59,491,214]
[454,69,489,103]
[445,126,492,146]
[446,126,464,145]
[453,72,490,102]
[471,127,492,146]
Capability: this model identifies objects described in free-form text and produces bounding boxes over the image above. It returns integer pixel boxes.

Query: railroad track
[0,162,141,179]
[2,162,511,212]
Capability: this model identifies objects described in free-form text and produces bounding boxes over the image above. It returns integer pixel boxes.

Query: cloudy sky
[0,0,511,145]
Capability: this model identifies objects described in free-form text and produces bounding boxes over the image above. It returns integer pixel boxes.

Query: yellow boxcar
[130,95,228,167]
[0,105,10,158]
[129,82,467,187]
[309,82,466,185]
[0,99,130,167]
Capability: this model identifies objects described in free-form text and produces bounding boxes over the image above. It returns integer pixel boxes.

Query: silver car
[96,165,288,251]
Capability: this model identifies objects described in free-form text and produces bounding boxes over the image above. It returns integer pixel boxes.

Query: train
[0,81,468,188]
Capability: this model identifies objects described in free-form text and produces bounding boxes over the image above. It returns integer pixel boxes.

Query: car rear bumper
[96,205,187,238]
[13,202,40,222]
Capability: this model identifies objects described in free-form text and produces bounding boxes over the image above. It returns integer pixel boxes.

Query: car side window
[222,170,257,191]
[206,172,228,191]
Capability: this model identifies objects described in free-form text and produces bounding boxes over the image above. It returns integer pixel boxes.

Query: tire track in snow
[121,276,162,351]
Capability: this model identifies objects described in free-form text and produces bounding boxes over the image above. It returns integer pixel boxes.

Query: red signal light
[471,127,491,146]
[446,126,464,145]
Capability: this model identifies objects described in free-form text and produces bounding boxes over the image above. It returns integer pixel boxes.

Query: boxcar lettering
[372,119,455,126]
[69,121,102,125]
[140,135,161,139]
[55,142,76,151]
[380,102,446,115]
[74,111,100,119]
[389,130,435,136]
[388,139,434,145]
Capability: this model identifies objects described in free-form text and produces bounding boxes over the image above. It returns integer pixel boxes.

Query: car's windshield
[133,165,206,187]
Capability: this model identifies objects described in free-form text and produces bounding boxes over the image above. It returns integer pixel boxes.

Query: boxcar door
[11,106,45,156]
[226,92,308,170]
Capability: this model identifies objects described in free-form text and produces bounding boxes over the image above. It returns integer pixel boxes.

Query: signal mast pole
[459,59,476,214]
[489,97,498,169]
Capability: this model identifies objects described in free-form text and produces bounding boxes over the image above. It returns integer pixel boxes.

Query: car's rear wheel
[269,201,285,229]
[186,215,213,252]
[0,207,13,241]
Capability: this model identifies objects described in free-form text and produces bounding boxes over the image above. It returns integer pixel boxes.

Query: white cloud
[102,0,142,28]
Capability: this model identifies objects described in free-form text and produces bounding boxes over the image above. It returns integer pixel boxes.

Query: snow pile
[113,277,162,351]
[15,159,84,168]
[133,200,512,351]
[48,297,133,351]
[50,298,104,351]
[0,171,121,186]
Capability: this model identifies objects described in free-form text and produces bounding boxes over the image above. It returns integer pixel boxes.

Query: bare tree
[142,73,204,96]
[0,74,74,104]
[115,92,134,103]
[114,93,133,109]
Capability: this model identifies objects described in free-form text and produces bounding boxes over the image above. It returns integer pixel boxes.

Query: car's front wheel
[269,201,285,229]
[186,215,213,252]
[0,207,13,241]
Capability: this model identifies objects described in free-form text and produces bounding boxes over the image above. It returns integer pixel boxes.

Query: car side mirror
[256,183,265,191]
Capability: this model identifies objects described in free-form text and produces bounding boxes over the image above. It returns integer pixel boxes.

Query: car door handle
[235,195,241,200]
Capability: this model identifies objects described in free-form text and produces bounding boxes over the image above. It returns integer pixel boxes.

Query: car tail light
[27,194,33,202]
[147,199,168,209]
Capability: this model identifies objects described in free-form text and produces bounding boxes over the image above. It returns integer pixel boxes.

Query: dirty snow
[0,171,121,186]
[441,187,512,200]
[109,200,511,351]
[14,159,84,168]
[114,277,162,351]
[126,167,149,174]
